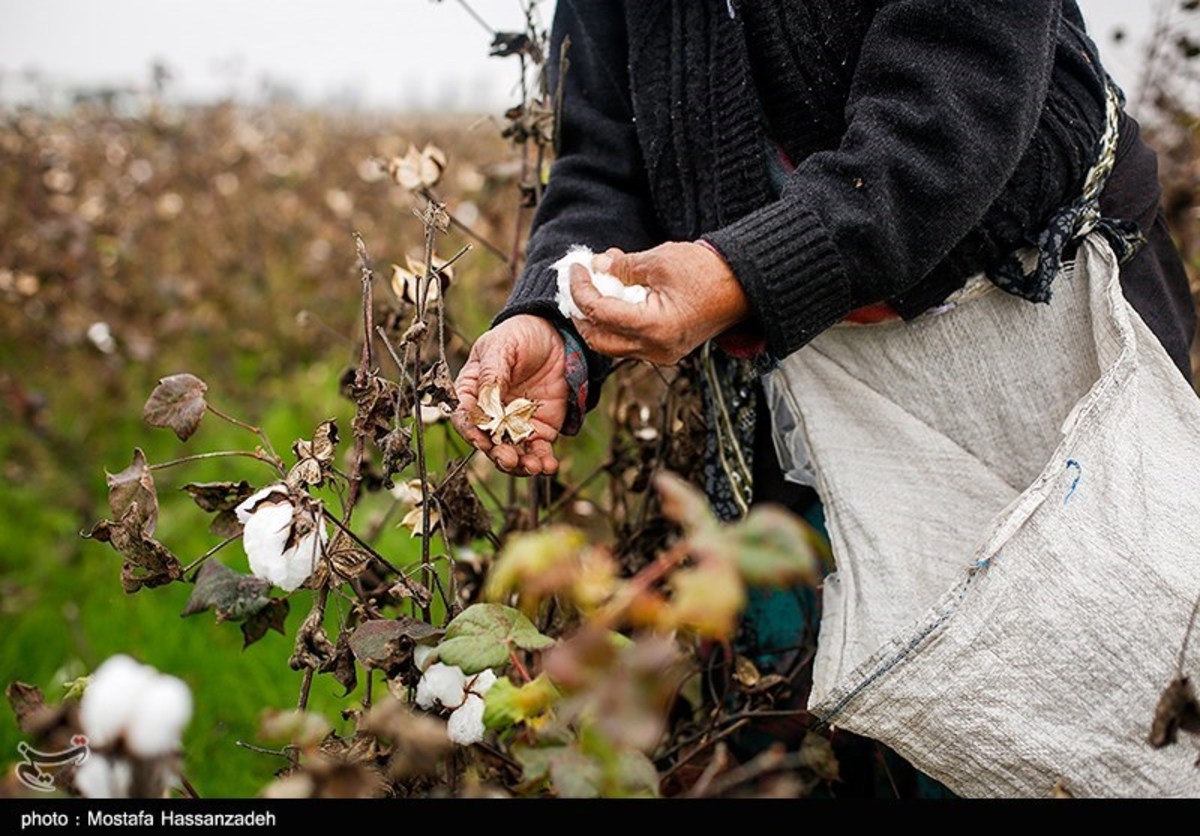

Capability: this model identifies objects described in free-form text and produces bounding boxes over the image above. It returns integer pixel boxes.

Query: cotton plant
[74,655,193,799]
[414,655,497,747]
[235,484,328,592]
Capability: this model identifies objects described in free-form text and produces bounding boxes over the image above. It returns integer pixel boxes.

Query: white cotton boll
[125,674,193,757]
[241,501,294,588]
[415,662,466,710]
[446,694,487,746]
[79,655,156,749]
[466,669,497,696]
[272,525,326,593]
[75,755,133,799]
[413,645,438,673]
[553,245,649,321]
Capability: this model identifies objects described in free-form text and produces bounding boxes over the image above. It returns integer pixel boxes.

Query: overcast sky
[0,1,1160,112]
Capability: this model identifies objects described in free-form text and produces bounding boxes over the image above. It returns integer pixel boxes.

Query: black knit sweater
[494,0,1111,401]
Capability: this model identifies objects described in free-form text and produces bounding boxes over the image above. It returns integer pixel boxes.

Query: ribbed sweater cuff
[702,200,853,360]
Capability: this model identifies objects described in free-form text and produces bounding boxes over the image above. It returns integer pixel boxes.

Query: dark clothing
[494,0,1192,395]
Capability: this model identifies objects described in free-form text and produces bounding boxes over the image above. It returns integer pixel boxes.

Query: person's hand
[452,314,568,476]
[568,242,751,365]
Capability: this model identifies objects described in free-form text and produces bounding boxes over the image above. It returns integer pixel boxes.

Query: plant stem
[204,403,284,473]
[149,450,279,472]
[181,534,240,577]
[508,647,532,683]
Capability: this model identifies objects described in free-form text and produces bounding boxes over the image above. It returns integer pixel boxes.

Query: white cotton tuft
[124,674,193,757]
[416,663,466,710]
[75,755,133,799]
[553,245,649,320]
[413,644,438,673]
[79,655,156,749]
[446,694,487,746]
[466,669,497,696]
[236,486,326,592]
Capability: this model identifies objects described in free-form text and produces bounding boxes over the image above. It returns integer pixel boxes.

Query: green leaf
[611,750,660,798]
[721,506,820,587]
[513,744,602,798]
[436,603,554,674]
[483,674,561,730]
[181,559,272,622]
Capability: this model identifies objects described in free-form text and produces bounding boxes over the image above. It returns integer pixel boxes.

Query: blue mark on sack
[1063,459,1082,504]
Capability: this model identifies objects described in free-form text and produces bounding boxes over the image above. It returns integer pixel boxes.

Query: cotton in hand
[554,245,648,320]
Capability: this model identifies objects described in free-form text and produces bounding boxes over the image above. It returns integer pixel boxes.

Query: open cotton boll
[236,485,327,592]
[124,675,193,758]
[446,694,487,746]
[415,662,466,710]
[413,644,438,673]
[75,755,133,799]
[466,669,497,696]
[79,655,157,749]
[553,245,649,320]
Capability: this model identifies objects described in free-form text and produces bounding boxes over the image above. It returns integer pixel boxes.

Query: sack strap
[990,80,1147,303]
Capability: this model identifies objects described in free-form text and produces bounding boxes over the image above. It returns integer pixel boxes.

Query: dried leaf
[386,143,446,191]
[181,480,253,513]
[327,544,371,581]
[289,603,337,672]
[436,603,555,674]
[347,371,403,444]
[241,597,290,649]
[6,682,53,735]
[143,373,208,441]
[180,559,272,622]
[400,504,440,538]
[348,617,442,678]
[733,655,760,689]
[470,381,540,445]
[417,361,458,412]
[379,426,414,490]
[325,631,358,695]
[1149,677,1200,747]
[209,509,243,538]
[437,462,492,545]
[309,419,339,463]
[106,448,158,536]
[287,456,323,489]
[83,505,183,593]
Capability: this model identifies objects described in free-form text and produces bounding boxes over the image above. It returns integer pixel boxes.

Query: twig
[205,403,284,473]
[453,0,495,36]
[321,508,402,575]
[178,774,201,800]
[181,534,240,577]
[149,450,279,472]
[235,740,295,760]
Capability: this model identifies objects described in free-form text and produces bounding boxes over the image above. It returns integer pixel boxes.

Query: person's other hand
[452,314,567,476]
[568,242,751,365]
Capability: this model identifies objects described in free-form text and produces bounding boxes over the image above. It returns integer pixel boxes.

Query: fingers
[451,358,495,454]
[528,438,559,475]
[594,247,643,285]
[569,264,643,332]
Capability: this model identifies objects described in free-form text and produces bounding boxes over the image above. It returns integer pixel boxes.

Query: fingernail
[592,254,613,274]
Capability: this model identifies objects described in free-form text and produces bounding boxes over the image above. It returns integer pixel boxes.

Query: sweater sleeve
[491,0,662,409]
[702,0,1063,360]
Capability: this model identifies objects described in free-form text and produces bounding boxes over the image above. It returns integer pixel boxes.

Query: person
[451,1,1196,796]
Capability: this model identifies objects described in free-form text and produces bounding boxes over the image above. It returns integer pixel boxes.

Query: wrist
[694,240,752,334]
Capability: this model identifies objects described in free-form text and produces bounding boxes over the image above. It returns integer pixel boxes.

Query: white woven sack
[763,234,1200,797]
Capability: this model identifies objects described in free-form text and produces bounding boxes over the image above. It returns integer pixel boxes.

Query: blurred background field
[0,1,1197,797]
